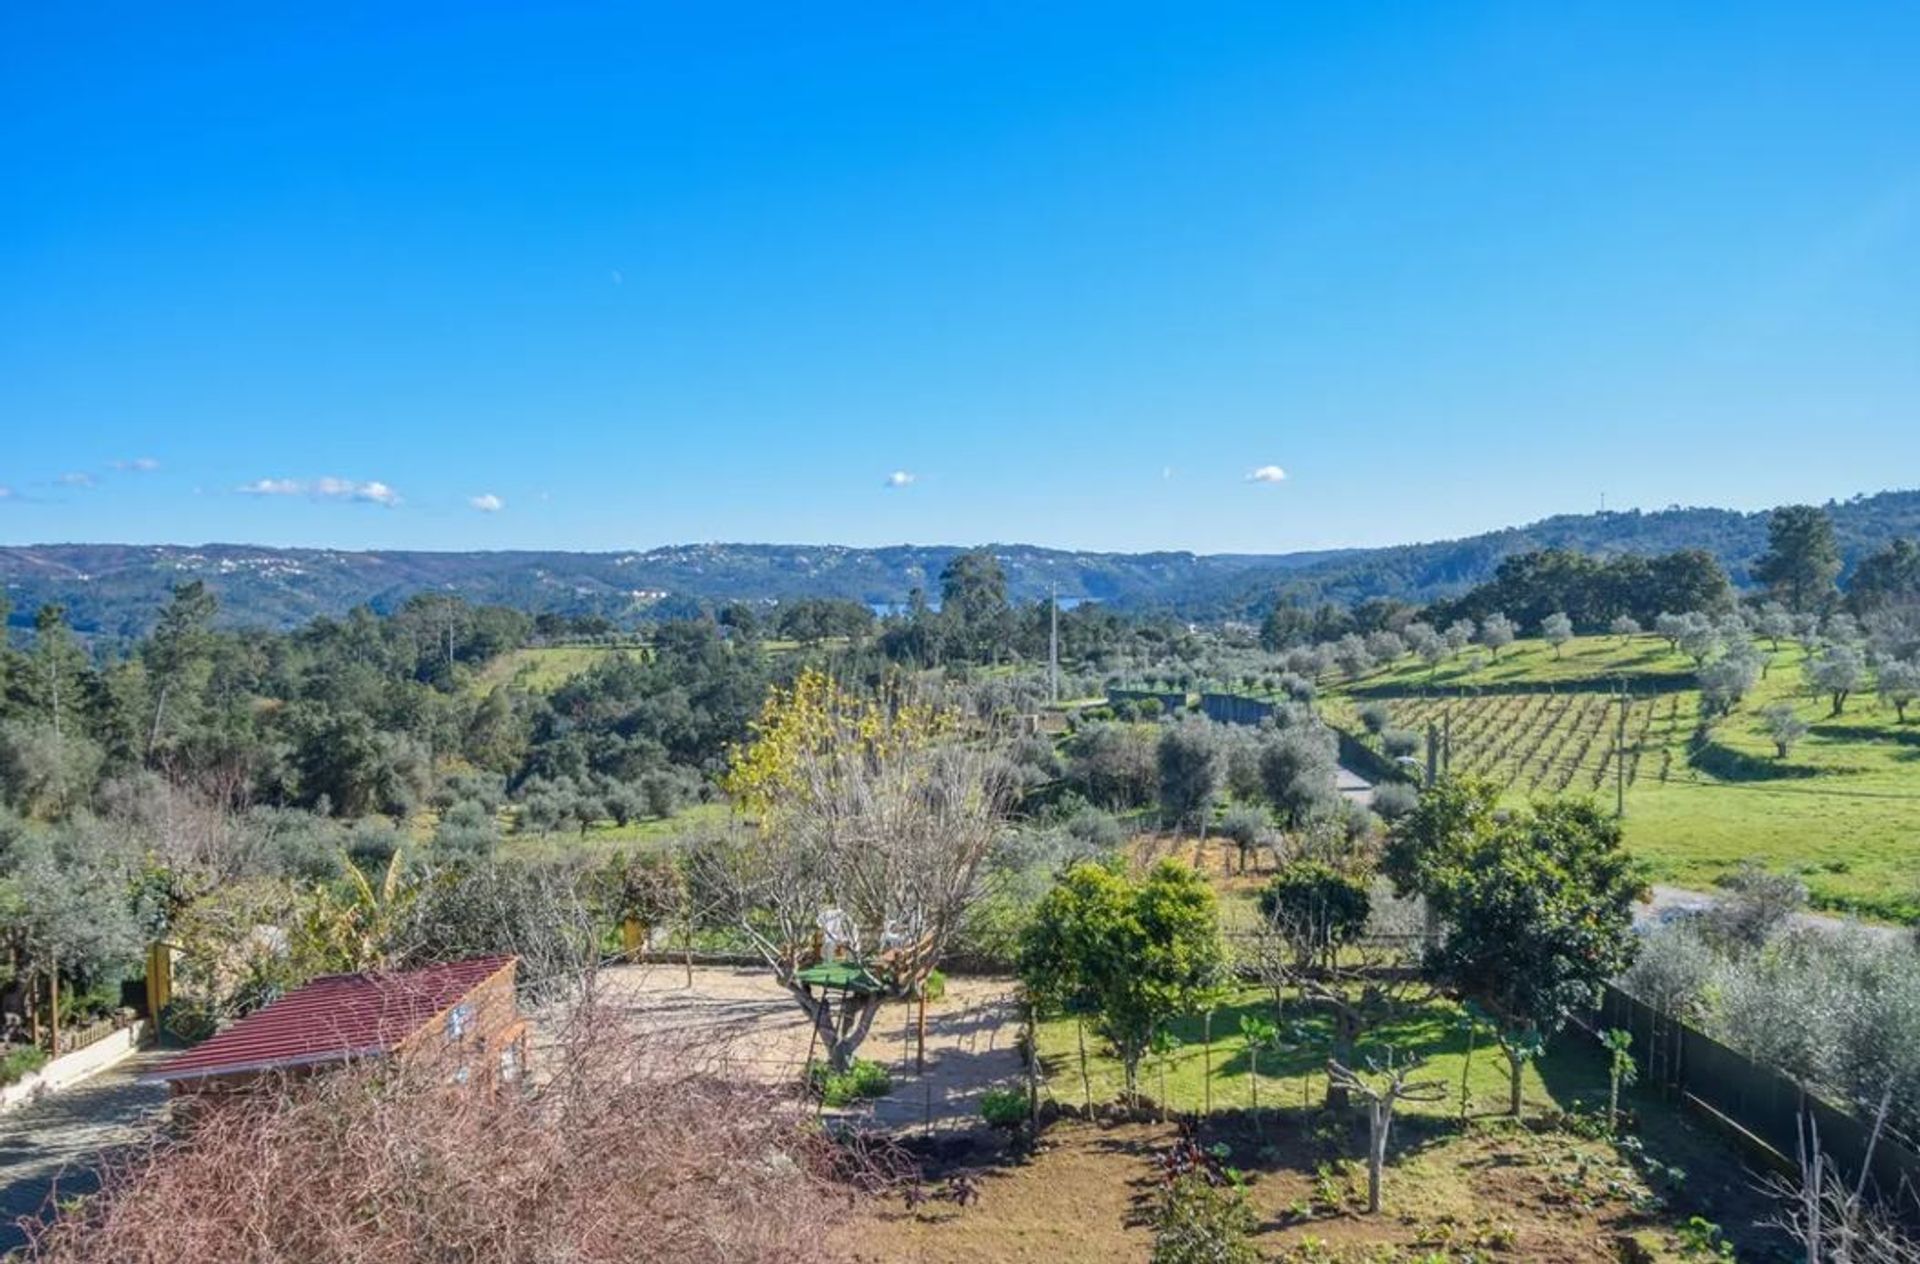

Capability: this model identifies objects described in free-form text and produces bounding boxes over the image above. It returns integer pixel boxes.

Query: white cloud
[58,472,96,488]
[1246,465,1288,484]
[239,478,304,496]
[239,477,401,506]
[112,457,161,472]
[884,470,917,488]
[469,493,505,513]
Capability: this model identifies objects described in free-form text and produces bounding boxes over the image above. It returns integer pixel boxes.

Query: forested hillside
[4,489,1916,636]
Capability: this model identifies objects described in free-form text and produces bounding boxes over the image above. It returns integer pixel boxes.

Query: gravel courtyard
[590,964,1028,1134]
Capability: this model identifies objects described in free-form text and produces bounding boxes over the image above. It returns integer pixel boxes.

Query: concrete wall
[0,1020,148,1114]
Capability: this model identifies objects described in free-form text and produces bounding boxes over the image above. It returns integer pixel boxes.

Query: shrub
[28,1011,878,1264]
[1380,728,1421,760]
[1357,702,1391,735]
[1064,807,1125,850]
[0,1044,49,1088]
[921,969,947,1003]
[978,1088,1028,1131]
[1151,1173,1260,1264]
[805,1057,893,1107]
[1370,781,1419,821]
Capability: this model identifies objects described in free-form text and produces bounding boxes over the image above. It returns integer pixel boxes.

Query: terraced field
[1323,636,1920,923]
[1380,689,1693,797]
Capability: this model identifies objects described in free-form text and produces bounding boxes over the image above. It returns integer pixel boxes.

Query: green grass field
[1036,984,1591,1122]
[496,799,732,861]
[467,643,647,696]
[1323,635,1920,922]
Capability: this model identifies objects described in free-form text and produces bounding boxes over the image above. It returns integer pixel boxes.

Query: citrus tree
[1019,859,1224,1105]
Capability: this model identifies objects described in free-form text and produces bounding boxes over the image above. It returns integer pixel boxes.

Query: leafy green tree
[1419,798,1642,1115]
[0,815,146,1051]
[1065,721,1160,810]
[1156,717,1224,834]
[1380,776,1501,901]
[1755,504,1843,614]
[1216,803,1268,874]
[939,548,1015,665]
[431,799,499,857]
[1698,648,1760,719]
[1019,860,1224,1103]
[1847,537,1920,616]
[1256,860,1370,974]
[142,580,218,763]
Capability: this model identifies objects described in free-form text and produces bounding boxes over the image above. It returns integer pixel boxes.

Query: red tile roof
[151,955,515,1084]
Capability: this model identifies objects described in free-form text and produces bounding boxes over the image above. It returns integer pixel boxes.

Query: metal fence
[1592,984,1920,1214]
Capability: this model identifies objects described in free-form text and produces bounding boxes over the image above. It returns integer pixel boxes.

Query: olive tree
[1475,614,1515,661]
[1760,703,1810,758]
[1807,644,1865,716]
[1540,612,1574,658]
[1157,717,1224,834]
[1877,659,1920,723]
[1257,725,1340,831]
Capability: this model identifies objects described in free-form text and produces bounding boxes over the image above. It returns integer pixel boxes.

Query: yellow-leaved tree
[702,669,1012,1070]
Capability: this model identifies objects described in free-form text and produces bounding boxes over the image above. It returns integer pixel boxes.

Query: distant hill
[1176,489,1920,619]
[4,489,1917,636]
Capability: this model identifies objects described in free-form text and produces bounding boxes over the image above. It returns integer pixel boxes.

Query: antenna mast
[1048,583,1060,705]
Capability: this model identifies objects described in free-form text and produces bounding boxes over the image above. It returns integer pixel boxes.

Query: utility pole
[1048,583,1060,706]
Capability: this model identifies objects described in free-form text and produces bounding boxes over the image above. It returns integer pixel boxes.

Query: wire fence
[1589,984,1920,1221]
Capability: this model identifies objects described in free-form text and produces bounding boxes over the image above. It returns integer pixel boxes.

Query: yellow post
[621,919,647,961]
[145,942,174,1020]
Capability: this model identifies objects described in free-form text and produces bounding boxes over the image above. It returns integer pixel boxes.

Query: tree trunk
[1325,1009,1357,1110]
[1077,1017,1092,1112]
[1459,1025,1475,1120]
[48,964,61,1058]
[1506,1048,1524,1117]
[1366,1100,1390,1213]
[1202,1011,1212,1115]
[1249,1049,1259,1130]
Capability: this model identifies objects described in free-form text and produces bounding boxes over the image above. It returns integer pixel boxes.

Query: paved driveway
[0,1050,171,1253]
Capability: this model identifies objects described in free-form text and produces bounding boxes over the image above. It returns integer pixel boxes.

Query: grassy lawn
[1317,634,1920,922]
[1036,986,1560,1123]
[1338,634,1698,695]
[497,799,732,861]
[938,985,1786,1261]
[467,643,646,696]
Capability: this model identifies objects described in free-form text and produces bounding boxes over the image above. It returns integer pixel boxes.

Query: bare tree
[700,672,1016,1070]
[1326,1051,1448,1213]
[1765,1097,1920,1264]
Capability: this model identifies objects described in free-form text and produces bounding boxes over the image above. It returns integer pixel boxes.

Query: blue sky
[3,2,1917,555]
